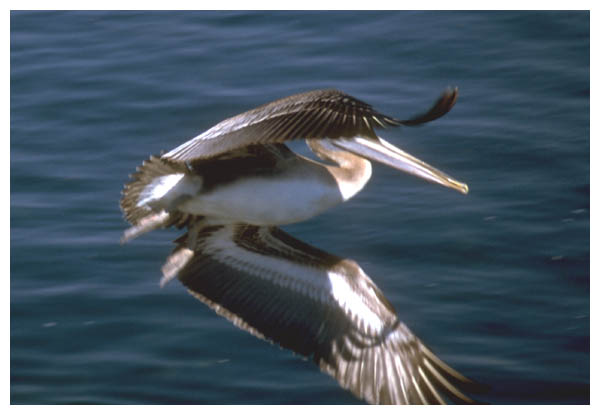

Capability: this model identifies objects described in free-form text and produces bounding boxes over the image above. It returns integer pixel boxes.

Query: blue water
[11,11,589,404]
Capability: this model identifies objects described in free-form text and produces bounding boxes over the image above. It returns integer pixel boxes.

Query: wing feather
[163,88,458,162]
[173,223,478,404]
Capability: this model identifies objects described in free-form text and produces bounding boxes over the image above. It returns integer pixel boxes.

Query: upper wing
[173,223,478,404]
[162,88,458,162]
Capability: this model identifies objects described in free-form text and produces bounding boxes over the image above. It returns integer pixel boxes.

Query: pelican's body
[120,88,479,404]
[154,144,370,226]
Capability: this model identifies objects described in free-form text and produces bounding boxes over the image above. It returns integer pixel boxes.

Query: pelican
[120,88,478,404]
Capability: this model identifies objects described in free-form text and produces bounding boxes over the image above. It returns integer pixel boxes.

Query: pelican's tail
[120,155,197,243]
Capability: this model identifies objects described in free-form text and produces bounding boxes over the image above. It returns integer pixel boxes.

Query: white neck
[306,139,372,201]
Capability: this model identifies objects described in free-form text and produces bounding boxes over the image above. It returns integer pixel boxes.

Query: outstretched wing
[163,88,458,162]
[173,223,478,404]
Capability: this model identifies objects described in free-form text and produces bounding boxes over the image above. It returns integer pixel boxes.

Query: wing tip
[367,86,459,129]
[397,86,459,127]
[420,344,489,404]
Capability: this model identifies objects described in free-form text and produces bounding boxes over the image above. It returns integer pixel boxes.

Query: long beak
[332,136,469,195]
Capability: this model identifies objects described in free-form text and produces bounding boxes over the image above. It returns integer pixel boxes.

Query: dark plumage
[174,223,480,404]
[163,88,458,162]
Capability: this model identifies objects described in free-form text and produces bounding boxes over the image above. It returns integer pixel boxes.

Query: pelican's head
[330,136,469,195]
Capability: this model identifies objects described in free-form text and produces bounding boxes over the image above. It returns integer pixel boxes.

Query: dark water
[11,11,589,404]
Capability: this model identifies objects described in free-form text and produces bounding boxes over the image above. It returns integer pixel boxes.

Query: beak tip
[448,179,469,195]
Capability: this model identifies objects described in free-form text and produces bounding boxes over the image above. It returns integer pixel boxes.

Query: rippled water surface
[11,11,589,404]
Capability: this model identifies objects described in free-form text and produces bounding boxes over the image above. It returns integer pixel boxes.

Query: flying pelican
[120,88,478,404]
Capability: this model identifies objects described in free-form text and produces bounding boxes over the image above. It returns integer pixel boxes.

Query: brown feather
[162,88,458,162]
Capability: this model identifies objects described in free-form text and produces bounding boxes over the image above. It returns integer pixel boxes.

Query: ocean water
[10,11,589,404]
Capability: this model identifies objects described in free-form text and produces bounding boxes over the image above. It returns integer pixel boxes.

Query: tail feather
[120,155,197,232]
